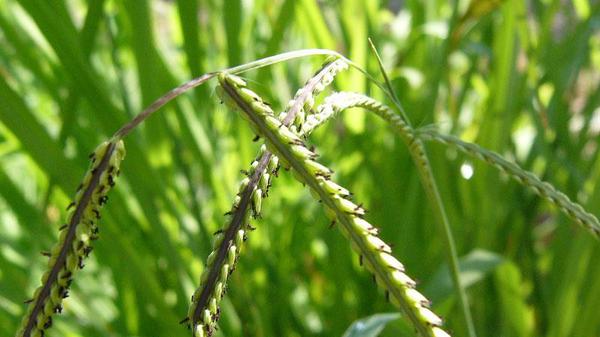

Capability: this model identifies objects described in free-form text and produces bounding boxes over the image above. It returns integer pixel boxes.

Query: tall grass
[1,1,599,337]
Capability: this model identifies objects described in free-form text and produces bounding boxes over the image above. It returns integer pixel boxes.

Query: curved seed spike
[188,59,348,334]
[217,74,448,337]
[312,91,600,240]
[16,140,125,337]
[416,129,600,239]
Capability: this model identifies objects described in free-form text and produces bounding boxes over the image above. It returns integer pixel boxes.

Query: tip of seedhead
[218,72,246,87]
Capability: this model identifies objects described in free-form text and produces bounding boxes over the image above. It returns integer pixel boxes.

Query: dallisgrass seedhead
[185,58,348,336]
[16,140,125,337]
[315,92,600,240]
[416,129,600,239]
[217,74,450,337]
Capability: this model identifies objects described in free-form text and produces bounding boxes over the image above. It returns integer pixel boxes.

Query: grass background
[1,0,599,336]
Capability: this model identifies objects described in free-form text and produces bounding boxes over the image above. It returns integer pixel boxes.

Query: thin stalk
[368,40,477,337]
[113,49,343,139]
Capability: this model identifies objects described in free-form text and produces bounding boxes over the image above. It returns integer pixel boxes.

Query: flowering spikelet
[217,74,449,337]
[185,58,348,336]
[16,140,125,337]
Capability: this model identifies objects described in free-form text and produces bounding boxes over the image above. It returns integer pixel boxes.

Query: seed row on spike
[217,74,450,337]
[16,140,125,337]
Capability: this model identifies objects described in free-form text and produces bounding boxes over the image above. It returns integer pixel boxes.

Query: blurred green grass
[0,0,599,336]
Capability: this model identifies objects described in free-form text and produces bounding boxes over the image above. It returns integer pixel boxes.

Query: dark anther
[108,175,115,187]
[61,271,72,279]
[41,251,51,257]
[92,209,101,219]
[252,134,260,142]
[385,291,390,302]
[328,220,336,229]
[247,224,256,231]
[88,152,95,159]
[179,317,190,325]
[43,316,53,329]
[76,183,83,191]
[213,229,224,235]
[23,298,34,304]
[66,201,76,211]
[92,226,99,234]
[108,165,115,174]
[59,224,67,231]
[359,255,363,266]
[240,169,249,176]
[224,210,233,216]
[83,246,93,257]
[54,304,63,314]
[77,241,84,250]
[91,168,98,175]
[78,257,85,269]
[98,195,108,205]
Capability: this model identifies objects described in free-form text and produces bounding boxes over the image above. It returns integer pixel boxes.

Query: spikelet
[186,58,348,336]
[217,74,448,337]
[16,140,125,337]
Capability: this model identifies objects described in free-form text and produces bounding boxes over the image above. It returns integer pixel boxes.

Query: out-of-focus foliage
[0,0,599,336]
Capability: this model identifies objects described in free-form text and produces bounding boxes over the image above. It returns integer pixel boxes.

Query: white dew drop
[460,162,474,180]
